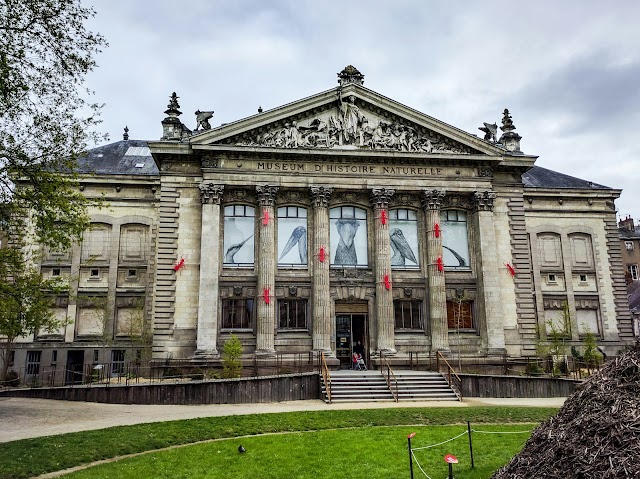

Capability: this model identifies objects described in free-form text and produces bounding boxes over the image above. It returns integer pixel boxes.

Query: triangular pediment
[191,83,506,157]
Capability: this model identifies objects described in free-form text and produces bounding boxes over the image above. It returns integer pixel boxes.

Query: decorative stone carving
[337,65,365,86]
[194,110,214,131]
[421,189,446,210]
[369,188,395,209]
[335,191,366,204]
[256,185,279,206]
[201,155,218,168]
[403,288,413,298]
[443,193,472,210]
[478,122,497,142]
[199,183,224,204]
[478,167,493,178]
[310,186,333,208]
[226,188,249,203]
[231,108,474,154]
[498,108,522,152]
[233,286,243,296]
[393,193,419,208]
[288,286,298,297]
[472,190,497,212]
[161,92,191,141]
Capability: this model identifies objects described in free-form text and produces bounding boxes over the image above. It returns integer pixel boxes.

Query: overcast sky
[85,0,639,220]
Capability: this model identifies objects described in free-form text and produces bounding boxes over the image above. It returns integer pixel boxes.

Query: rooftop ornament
[337,65,365,86]
[498,108,522,153]
[161,92,191,141]
[123,125,129,141]
[478,122,497,143]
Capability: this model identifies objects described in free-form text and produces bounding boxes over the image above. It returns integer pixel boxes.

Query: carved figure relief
[230,100,474,154]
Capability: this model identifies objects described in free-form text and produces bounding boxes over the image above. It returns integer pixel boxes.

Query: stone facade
[3,68,634,380]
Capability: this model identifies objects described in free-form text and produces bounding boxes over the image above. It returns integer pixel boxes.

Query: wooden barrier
[0,372,320,405]
[459,373,581,398]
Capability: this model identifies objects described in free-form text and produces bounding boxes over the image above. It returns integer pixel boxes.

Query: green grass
[0,407,556,479]
[64,425,534,479]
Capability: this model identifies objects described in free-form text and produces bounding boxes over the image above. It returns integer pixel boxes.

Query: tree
[222,335,243,379]
[582,327,603,373]
[0,248,68,381]
[0,0,107,380]
[0,0,107,249]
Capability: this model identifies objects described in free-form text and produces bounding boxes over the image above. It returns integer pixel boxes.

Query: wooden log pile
[492,341,640,479]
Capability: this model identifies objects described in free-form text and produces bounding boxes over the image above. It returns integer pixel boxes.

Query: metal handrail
[320,352,332,403]
[436,351,463,400]
[380,353,399,402]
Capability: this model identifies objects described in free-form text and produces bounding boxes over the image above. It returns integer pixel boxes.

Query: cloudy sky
[86,0,639,220]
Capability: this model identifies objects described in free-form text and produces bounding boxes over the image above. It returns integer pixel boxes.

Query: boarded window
[447,300,474,329]
[119,225,148,262]
[81,224,111,263]
[538,233,562,268]
[77,307,105,336]
[569,234,594,269]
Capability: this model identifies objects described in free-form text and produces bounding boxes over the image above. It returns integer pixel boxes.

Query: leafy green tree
[222,335,243,379]
[0,0,107,249]
[582,327,603,372]
[0,248,68,381]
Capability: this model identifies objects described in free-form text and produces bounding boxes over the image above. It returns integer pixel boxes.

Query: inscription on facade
[256,161,444,176]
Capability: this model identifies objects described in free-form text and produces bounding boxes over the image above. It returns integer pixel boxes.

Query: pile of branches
[492,341,640,479]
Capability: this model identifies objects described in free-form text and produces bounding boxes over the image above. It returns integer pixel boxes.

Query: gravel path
[0,396,566,443]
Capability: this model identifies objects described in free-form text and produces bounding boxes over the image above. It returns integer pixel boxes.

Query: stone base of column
[193,349,219,359]
[314,348,335,358]
[486,348,507,356]
[434,347,451,355]
[255,348,276,358]
[377,348,397,356]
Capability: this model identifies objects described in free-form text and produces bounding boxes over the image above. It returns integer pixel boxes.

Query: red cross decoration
[505,262,516,277]
[261,209,270,226]
[318,246,326,263]
[437,257,444,272]
[262,287,271,305]
[173,256,185,271]
[434,223,441,238]
[380,209,388,225]
[384,274,391,290]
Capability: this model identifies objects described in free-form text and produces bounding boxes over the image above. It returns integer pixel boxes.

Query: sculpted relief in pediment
[225,93,476,155]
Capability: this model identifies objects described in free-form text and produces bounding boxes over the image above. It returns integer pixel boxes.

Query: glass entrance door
[335,313,368,369]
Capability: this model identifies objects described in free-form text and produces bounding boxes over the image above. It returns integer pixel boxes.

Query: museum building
[5,66,634,379]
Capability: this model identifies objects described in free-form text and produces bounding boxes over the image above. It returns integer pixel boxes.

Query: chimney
[619,215,635,231]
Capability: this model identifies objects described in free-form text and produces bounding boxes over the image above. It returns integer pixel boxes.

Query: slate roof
[522,166,610,190]
[619,226,640,240]
[77,139,159,176]
[628,281,640,314]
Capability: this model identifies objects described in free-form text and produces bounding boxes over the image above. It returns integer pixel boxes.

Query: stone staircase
[322,370,459,403]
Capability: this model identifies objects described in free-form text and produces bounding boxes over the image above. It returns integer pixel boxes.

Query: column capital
[421,189,446,210]
[256,185,279,206]
[199,183,224,204]
[472,190,497,212]
[310,186,333,208]
[369,188,395,209]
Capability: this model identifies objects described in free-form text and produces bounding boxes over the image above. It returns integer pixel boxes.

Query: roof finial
[164,92,182,117]
[337,65,365,86]
[258,106,263,113]
[123,125,129,141]
[498,108,522,153]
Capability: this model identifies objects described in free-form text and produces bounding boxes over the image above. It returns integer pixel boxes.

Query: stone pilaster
[310,186,333,355]
[370,188,396,353]
[422,189,448,352]
[195,183,224,358]
[255,185,279,356]
[472,190,506,355]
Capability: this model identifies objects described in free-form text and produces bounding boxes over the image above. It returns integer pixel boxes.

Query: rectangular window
[222,298,254,329]
[447,301,474,330]
[90,268,100,278]
[277,206,308,267]
[626,241,634,251]
[111,350,126,375]
[441,210,470,269]
[93,350,99,363]
[223,205,255,266]
[9,350,15,366]
[26,351,42,376]
[629,264,639,281]
[278,299,308,329]
[52,268,61,277]
[394,300,423,329]
[51,350,58,365]
[547,273,557,283]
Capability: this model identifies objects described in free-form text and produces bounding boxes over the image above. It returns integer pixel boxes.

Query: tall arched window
[389,208,419,269]
[441,210,470,269]
[330,206,368,266]
[223,205,255,266]
[277,206,308,267]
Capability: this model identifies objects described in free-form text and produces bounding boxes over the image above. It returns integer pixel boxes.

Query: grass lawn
[64,424,535,479]
[0,407,556,479]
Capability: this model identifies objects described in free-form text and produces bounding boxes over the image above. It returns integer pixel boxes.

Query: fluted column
[472,190,506,355]
[195,183,224,357]
[422,189,449,352]
[310,186,333,355]
[255,185,279,356]
[370,188,396,353]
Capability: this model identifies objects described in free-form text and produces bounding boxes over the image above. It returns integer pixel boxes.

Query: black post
[467,421,474,468]
[448,463,454,479]
[407,433,416,479]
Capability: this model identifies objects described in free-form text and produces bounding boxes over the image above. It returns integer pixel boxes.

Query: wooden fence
[0,372,320,405]
[459,373,581,398]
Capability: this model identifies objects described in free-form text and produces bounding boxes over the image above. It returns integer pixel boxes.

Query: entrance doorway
[335,302,369,369]
[65,350,84,385]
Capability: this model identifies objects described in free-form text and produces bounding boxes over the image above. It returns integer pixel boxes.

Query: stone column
[370,188,396,353]
[255,185,279,356]
[195,183,224,358]
[310,186,333,355]
[472,191,506,355]
[422,189,449,352]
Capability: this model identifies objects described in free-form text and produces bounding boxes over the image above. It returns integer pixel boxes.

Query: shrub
[3,370,19,387]
[222,334,243,378]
